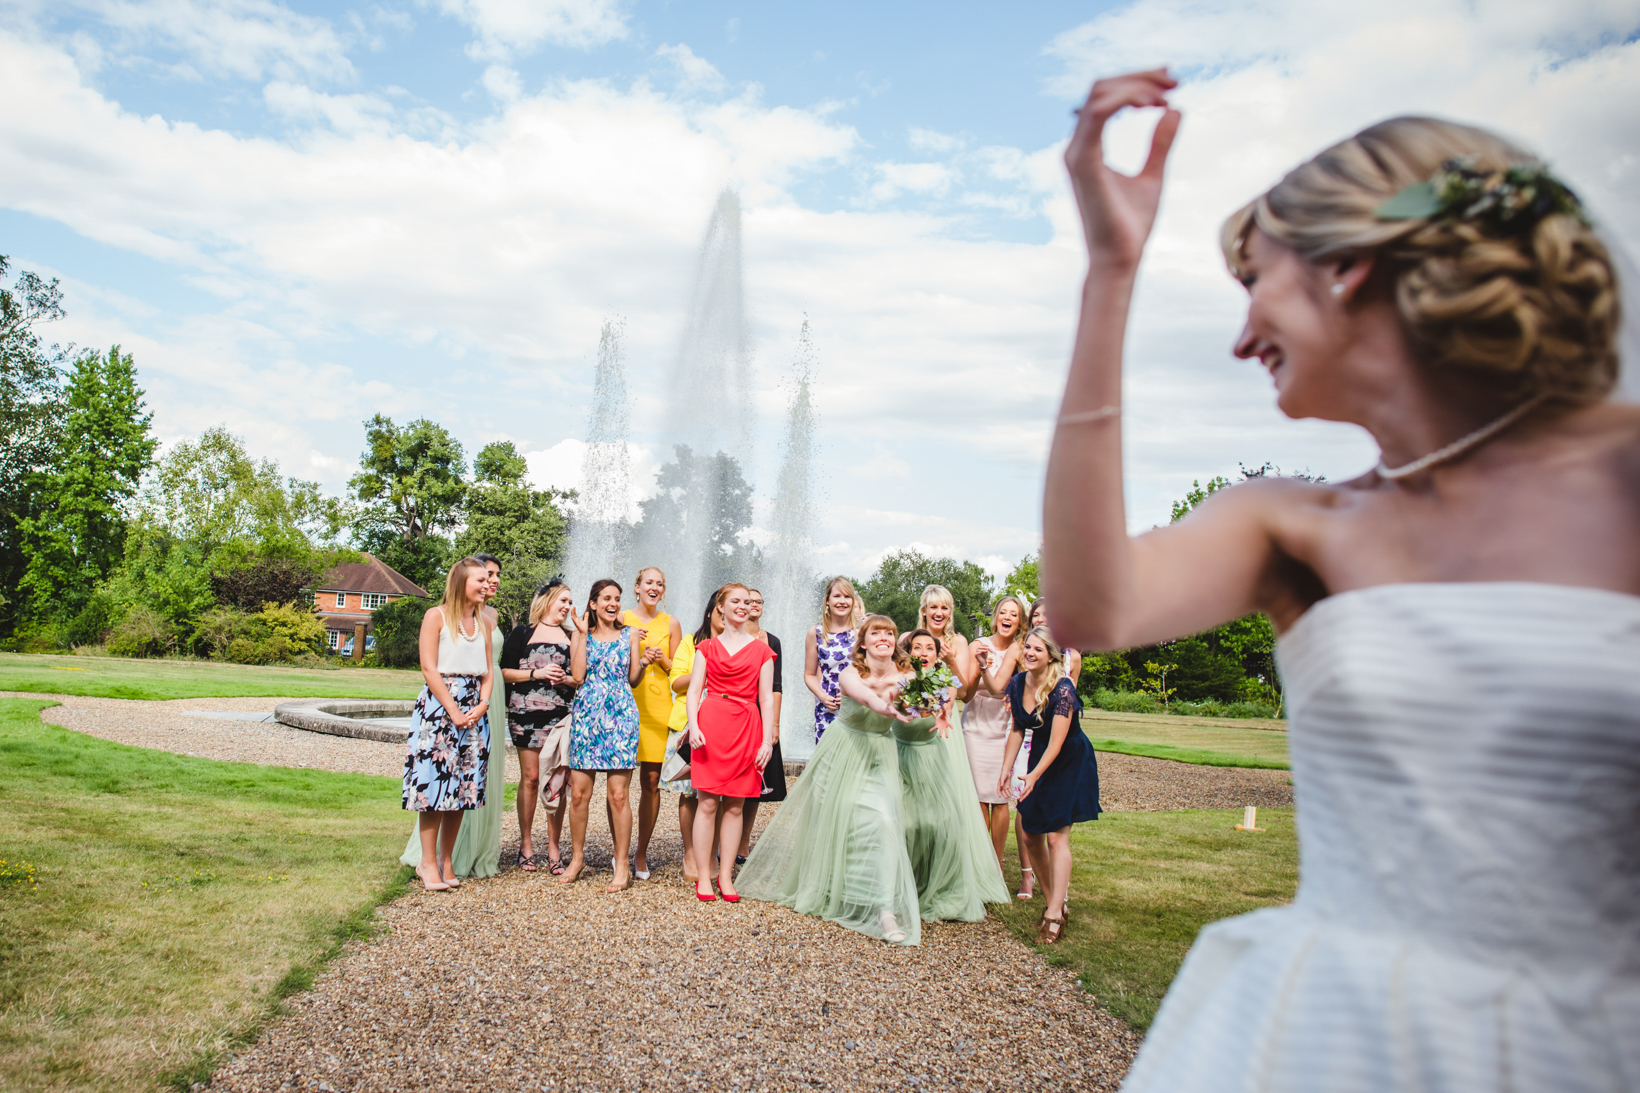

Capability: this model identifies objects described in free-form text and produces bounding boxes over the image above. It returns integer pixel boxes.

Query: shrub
[254,601,325,655]
[195,605,252,658]
[107,605,175,658]
[210,556,321,611]
[371,595,431,669]
[1091,688,1161,714]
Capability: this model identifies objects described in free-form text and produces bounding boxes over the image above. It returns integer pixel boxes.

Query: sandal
[548,856,566,876]
[518,851,538,873]
[1035,913,1066,945]
[1016,867,1035,900]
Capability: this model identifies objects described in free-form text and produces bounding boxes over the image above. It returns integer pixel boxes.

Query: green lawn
[0,652,423,701]
[1082,709,1290,769]
[993,808,1299,1030]
[0,698,414,1092]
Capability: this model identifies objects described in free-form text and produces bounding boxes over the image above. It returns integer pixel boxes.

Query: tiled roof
[316,553,428,598]
[320,614,370,632]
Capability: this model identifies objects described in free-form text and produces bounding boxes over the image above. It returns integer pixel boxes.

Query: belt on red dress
[705,692,758,709]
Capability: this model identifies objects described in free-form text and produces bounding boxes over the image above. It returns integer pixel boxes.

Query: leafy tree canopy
[348,414,467,543]
[455,441,570,627]
[17,345,156,619]
[857,549,994,639]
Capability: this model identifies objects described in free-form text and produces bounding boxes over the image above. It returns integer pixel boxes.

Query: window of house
[363,593,388,610]
[334,591,346,608]
[328,630,340,648]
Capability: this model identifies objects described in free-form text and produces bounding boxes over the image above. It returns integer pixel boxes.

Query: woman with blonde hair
[996,627,1100,945]
[917,584,974,685]
[1046,68,1636,1090]
[740,615,921,944]
[803,576,865,741]
[961,593,1029,870]
[623,566,682,881]
[498,578,578,873]
[401,557,495,892]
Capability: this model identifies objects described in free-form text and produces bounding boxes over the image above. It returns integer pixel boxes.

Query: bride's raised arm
[1043,69,1299,652]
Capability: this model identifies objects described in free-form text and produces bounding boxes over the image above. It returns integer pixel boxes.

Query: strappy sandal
[518,851,538,873]
[1035,913,1066,945]
[1016,867,1035,900]
[547,855,566,876]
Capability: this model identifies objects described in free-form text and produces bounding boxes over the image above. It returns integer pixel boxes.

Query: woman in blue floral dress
[803,576,863,742]
[564,578,643,891]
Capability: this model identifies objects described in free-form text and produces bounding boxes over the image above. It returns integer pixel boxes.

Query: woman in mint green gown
[895,629,1010,920]
[401,557,505,879]
[737,615,920,945]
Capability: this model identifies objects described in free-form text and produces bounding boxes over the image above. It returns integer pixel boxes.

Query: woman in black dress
[736,588,788,862]
[997,625,1099,944]
[499,579,579,874]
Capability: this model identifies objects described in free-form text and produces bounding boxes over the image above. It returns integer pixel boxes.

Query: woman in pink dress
[684,583,777,902]
[960,594,1028,870]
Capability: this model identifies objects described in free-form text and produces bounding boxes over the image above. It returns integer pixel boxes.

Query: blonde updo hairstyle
[1222,116,1621,403]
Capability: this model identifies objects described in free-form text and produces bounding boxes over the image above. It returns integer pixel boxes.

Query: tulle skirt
[896,724,1010,920]
[737,705,921,946]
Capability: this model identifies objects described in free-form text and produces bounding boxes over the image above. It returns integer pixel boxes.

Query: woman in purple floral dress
[803,576,864,741]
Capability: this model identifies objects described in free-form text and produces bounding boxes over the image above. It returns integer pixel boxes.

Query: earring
[1331,283,1346,297]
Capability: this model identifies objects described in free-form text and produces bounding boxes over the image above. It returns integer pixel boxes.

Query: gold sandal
[1035,913,1066,945]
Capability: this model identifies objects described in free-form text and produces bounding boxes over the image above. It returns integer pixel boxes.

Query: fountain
[562,320,633,603]
[562,190,824,757]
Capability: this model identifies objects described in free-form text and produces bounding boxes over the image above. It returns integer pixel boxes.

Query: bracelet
[1057,405,1119,425]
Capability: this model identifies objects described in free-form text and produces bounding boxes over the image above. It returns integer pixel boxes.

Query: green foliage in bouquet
[895,659,956,717]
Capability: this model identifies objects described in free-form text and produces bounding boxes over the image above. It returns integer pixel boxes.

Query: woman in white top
[402,557,495,892]
[960,594,1027,867]
[1046,69,1637,1092]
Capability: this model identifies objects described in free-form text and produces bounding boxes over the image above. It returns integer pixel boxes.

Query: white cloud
[908,127,964,154]
[869,161,957,202]
[656,43,726,94]
[42,0,356,83]
[432,0,628,60]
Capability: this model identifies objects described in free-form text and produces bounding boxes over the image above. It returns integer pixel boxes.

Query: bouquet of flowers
[895,659,956,718]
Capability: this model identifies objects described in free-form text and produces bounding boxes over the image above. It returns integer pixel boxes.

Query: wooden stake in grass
[1235,805,1264,832]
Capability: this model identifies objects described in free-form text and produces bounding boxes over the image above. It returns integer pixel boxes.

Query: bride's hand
[1065,68,1181,272]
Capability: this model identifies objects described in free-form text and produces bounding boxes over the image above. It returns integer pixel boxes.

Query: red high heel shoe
[716,881,740,904]
[695,884,718,902]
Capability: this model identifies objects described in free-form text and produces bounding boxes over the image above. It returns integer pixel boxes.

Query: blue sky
[2,0,1638,581]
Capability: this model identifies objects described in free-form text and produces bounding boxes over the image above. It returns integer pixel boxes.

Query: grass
[1082,709,1290,769]
[992,808,1299,1031]
[0,652,423,701]
[0,698,415,1092]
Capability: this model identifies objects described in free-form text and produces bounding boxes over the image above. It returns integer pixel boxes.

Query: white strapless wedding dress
[1122,583,1640,1093]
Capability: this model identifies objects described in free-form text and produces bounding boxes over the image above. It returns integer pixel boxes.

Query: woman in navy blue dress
[998,625,1099,945]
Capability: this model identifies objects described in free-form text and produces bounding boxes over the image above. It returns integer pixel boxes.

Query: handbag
[660,728,692,782]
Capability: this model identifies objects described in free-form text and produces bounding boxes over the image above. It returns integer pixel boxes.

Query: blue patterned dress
[570,627,640,770]
[812,625,855,742]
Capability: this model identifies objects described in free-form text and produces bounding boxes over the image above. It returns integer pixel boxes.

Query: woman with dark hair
[562,578,643,890]
[735,587,787,862]
[1046,68,1636,1090]
[661,587,727,881]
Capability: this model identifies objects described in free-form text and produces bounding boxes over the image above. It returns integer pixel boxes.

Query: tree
[630,445,760,597]
[453,441,571,628]
[17,346,156,619]
[348,415,467,544]
[1170,476,1232,523]
[1003,552,1040,598]
[0,256,70,635]
[857,549,994,638]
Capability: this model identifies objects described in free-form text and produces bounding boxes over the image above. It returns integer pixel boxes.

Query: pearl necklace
[456,613,477,640]
[1374,394,1546,481]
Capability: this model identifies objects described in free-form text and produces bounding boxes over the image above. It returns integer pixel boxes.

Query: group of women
[397,564,1102,945]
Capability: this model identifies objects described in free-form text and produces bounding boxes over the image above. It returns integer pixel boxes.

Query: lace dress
[1121,583,1640,1093]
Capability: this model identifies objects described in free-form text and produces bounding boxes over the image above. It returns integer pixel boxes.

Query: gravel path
[9,693,1298,1091]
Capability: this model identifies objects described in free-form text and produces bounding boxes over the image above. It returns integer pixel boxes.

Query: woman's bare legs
[982,802,1011,867]
[634,761,661,875]
[559,770,594,884]
[1020,828,1047,901]
[516,746,541,860]
[716,797,746,898]
[416,812,450,890]
[434,811,463,886]
[1043,828,1073,922]
[679,793,699,880]
[1015,812,1037,897]
[605,769,634,891]
[737,799,759,858]
[691,794,720,896]
[544,792,567,866]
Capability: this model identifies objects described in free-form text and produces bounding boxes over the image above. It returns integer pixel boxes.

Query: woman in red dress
[684,583,777,902]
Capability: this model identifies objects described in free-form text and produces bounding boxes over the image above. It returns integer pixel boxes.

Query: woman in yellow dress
[623,566,682,880]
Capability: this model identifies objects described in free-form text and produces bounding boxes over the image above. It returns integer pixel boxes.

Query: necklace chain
[1375,394,1547,481]
[456,613,476,640]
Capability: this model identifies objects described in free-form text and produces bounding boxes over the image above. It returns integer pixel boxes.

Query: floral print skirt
[402,674,489,812]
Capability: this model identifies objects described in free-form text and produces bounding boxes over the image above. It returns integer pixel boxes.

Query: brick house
[313,554,429,651]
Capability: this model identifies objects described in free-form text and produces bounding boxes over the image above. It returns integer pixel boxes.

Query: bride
[737,615,922,945]
[1046,70,1638,1090]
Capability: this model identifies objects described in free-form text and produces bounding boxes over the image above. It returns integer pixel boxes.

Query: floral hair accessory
[1374,158,1587,230]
